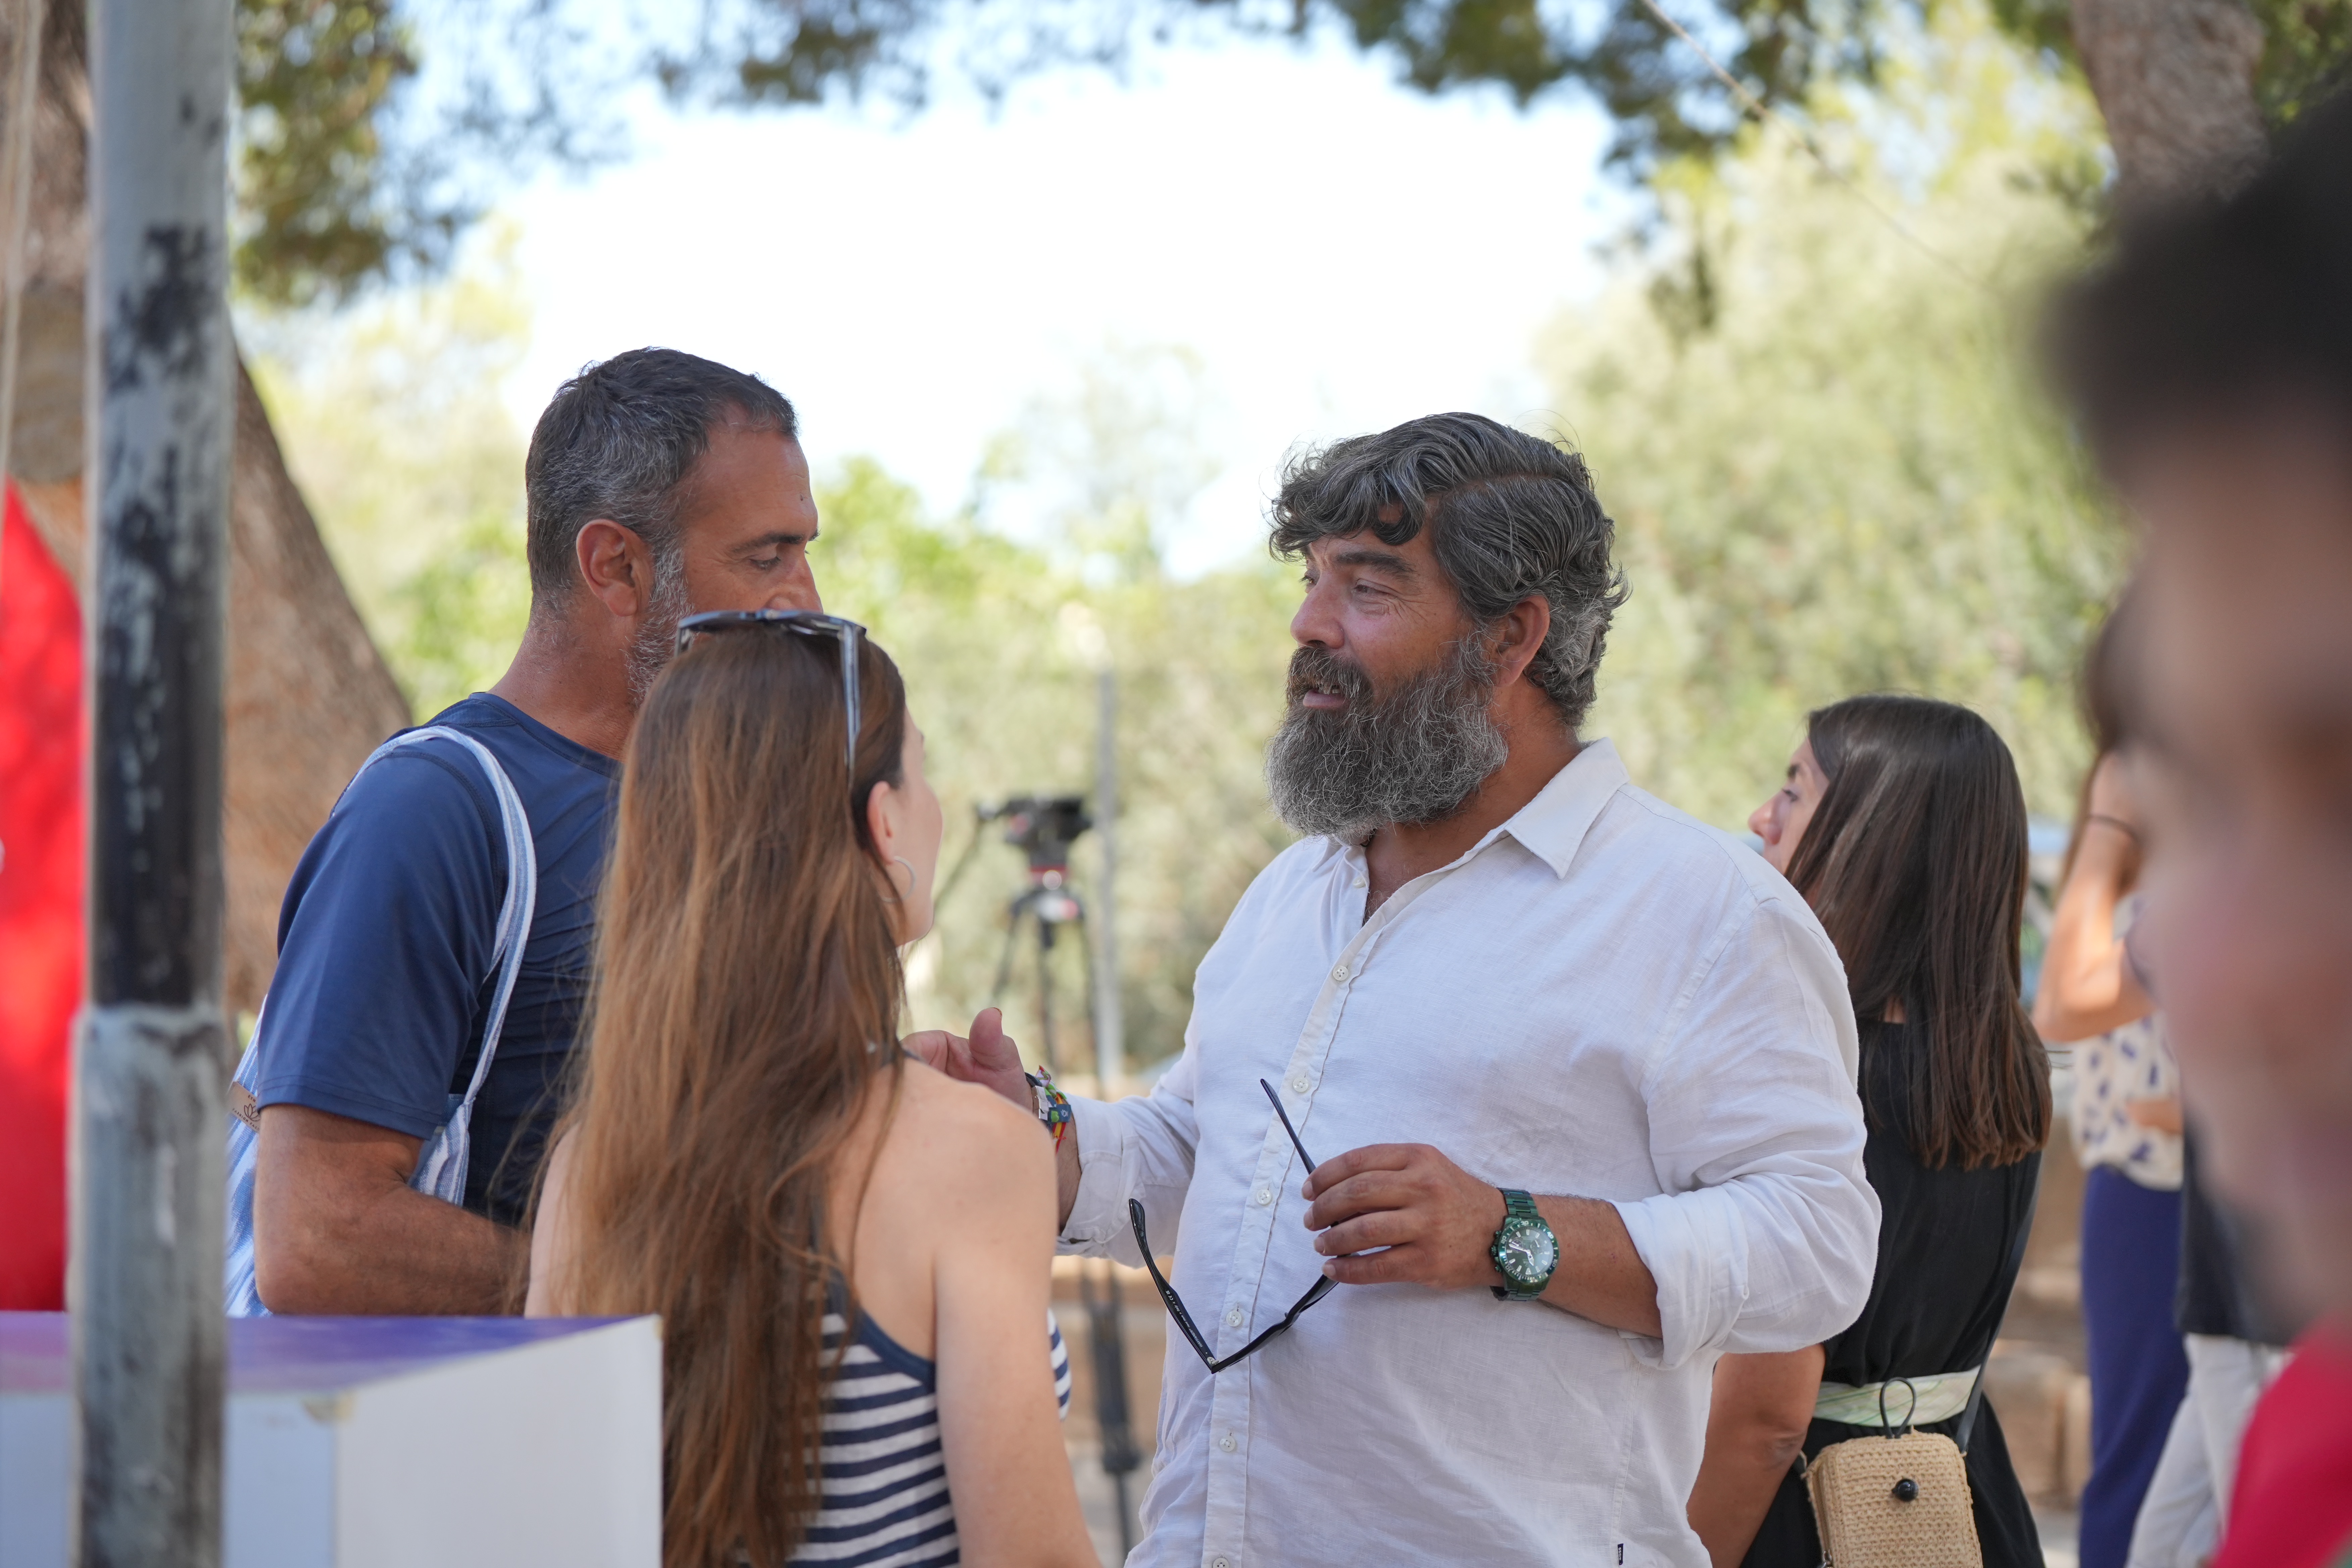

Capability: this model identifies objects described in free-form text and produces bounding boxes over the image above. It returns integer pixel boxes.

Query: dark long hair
[1785,695,2051,1169]
[537,627,910,1567]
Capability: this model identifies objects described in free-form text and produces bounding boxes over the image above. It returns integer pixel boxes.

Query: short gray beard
[1265,636,1510,843]
[624,547,692,706]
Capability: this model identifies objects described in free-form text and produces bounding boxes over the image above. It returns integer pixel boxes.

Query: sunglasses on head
[674,610,868,779]
[1131,1078,1338,1374]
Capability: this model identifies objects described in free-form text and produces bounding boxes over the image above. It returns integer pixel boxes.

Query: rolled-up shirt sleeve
[1059,1042,1202,1265]
[1612,891,1878,1370]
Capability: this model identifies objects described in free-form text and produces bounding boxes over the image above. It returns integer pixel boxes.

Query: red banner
[0,485,80,1309]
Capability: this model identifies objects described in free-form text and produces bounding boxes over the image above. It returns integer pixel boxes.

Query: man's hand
[903,1008,1083,1229]
[1302,1141,1665,1336]
[1300,1143,1507,1290]
[903,1007,1030,1110]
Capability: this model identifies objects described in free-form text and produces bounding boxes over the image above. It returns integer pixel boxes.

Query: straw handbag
[1804,1415,1981,1568]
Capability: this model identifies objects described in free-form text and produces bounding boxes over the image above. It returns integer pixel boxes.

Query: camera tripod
[980,797,1142,1553]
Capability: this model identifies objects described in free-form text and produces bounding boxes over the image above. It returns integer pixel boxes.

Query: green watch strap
[1490,1188,1555,1301]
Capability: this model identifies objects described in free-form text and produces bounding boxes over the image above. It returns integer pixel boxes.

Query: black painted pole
[70,2,235,1565]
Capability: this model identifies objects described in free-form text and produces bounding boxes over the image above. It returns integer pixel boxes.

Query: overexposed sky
[502,37,1621,575]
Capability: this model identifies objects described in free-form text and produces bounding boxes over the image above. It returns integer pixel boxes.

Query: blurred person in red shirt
[2052,90,2352,1568]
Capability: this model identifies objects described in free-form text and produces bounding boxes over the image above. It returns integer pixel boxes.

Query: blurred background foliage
[247,3,2128,1072]
[247,225,536,718]
[225,0,2352,311]
[1558,5,2127,825]
[233,0,616,306]
[815,455,1296,1068]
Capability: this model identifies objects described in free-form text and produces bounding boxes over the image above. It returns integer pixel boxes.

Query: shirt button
[1225,1307,1244,1328]
[1353,875,1366,888]
[1218,1432,1238,1453]
[1289,1075,1310,1094]
[1213,1559,1233,1568]
[1255,1186,1273,1206]
[1331,963,1349,982]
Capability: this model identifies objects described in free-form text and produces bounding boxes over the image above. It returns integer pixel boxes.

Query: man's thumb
[970,1006,1005,1055]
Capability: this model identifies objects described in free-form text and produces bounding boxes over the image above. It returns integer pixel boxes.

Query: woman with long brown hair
[1686,694,2051,1567]
[525,614,1096,1568]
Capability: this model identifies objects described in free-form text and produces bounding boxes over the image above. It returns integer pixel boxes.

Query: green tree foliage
[1987,0,2352,127]
[1553,10,2128,827]
[224,0,2352,311]
[247,229,535,711]
[232,0,611,305]
[234,1,431,306]
[225,0,2352,304]
[667,0,2350,173]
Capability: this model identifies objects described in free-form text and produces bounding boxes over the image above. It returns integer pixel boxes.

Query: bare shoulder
[893,1057,1049,1154]
[879,1059,1053,1199]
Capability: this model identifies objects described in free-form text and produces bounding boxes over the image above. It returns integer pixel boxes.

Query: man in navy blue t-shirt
[251,348,829,1314]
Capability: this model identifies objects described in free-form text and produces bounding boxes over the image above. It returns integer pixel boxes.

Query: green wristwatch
[1489,1189,1559,1301]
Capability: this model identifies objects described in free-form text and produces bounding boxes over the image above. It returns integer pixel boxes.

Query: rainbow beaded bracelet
[1025,1067,1074,1147]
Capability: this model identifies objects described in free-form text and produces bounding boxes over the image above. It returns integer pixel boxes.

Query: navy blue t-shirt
[256,693,619,1225]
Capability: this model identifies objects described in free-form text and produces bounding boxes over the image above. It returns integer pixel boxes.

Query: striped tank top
[786,1305,1072,1566]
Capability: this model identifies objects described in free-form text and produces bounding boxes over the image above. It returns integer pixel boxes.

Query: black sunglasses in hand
[1131,1079,1338,1374]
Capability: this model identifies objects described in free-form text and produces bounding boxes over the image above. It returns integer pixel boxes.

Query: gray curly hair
[1269,413,1628,730]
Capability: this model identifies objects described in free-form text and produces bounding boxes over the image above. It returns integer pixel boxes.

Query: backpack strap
[360,728,538,1201]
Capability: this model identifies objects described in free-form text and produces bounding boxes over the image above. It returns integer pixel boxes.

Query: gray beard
[624,549,691,706]
[1264,637,1509,843]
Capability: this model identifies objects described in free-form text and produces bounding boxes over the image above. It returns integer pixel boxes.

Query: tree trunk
[2072,0,2270,206]
[6,3,409,1018]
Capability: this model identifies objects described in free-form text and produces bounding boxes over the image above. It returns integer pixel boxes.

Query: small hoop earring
[881,854,918,904]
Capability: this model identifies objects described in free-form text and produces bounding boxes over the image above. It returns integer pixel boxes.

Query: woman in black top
[1688,694,2052,1568]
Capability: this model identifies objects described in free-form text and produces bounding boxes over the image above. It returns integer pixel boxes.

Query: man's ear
[575,520,653,620]
[1488,595,1553,689]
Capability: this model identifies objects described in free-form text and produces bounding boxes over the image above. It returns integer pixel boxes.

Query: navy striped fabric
[785,1308,1071,1566]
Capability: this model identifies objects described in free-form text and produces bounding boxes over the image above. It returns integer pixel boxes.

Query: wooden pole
[71,1,234,1564]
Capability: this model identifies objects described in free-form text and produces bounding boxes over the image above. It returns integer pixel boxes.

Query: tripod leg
[1080,1259,1140,1557]
[990,904,1025,1006]
[1036,917,1057,1078]
[1068,909,1103,1095]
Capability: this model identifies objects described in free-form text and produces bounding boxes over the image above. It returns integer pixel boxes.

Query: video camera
[981,795,1092,878]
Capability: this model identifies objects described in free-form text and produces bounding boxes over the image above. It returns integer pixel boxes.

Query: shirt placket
[1195,844,1435,1568]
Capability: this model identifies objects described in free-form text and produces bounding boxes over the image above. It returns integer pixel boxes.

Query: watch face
[1497,1217,1558,1287]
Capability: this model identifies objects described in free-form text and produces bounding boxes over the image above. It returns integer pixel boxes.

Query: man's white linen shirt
[1061,740,1878,1568]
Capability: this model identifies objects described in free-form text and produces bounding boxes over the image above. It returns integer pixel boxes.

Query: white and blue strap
[221,726,536,1316]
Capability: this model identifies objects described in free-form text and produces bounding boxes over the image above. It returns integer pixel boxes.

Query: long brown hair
[1786,695,2051,1169]
[540,626,911,1567]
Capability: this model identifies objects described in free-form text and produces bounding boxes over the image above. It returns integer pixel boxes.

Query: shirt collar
[1497,737,1629,878]
[1318,736,1630,881]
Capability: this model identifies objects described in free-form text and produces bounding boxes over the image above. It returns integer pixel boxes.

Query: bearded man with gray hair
[923,411,1878,1566]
